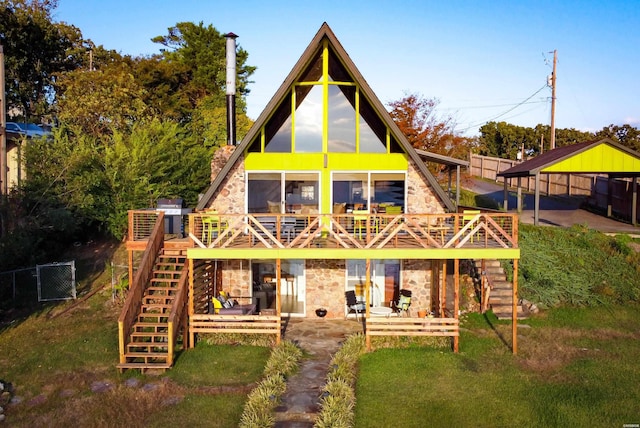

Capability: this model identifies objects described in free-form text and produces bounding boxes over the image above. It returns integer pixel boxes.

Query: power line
[455,84,549,133]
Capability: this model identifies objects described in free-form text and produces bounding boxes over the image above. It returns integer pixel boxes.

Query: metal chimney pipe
[224,32,238,146]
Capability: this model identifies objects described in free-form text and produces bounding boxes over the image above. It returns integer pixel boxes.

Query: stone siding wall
[401,259,433,314]
[305,259,346,319]
[406,159,446,214]
[219,260,252,300]
[205,146,246,214]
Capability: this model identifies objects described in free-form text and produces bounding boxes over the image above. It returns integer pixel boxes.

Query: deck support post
[188,258,195,348]
[453,258,459,353]
[512,258,518,355]
[441,260,447,317]
[276,259,282,317]
[534,172,541,225]
[632,177,637,226]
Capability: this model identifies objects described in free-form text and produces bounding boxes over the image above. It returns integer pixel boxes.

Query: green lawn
[355,306,640,428]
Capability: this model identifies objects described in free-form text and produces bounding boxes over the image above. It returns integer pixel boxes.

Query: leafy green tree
[0,0,86,121]
[595,124,640,152]
[55,62,150,137]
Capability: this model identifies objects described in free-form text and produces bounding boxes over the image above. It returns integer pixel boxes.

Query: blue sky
[53,0,640,136]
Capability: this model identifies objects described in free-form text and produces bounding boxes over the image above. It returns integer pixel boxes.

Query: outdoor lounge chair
[345,290,366,320]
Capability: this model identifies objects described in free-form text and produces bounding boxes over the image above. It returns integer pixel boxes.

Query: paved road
[464,178,639,235]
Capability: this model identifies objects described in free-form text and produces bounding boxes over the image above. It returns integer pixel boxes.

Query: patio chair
[392,289,412,317]
[345,290,366,320]
[462,210,481,243]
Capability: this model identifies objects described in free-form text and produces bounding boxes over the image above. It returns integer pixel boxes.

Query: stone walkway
[274,317,364,427]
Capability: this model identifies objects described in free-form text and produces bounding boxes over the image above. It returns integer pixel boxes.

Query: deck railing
[118,212,165,364]
[186,212,518,250]
[366,316,460,351]
[128,210,161,241]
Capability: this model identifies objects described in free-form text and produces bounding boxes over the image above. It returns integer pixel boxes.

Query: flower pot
[417,309,427,318]
[315,308,327,318]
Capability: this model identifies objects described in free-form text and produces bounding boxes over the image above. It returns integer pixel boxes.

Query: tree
[0,0,86,121]
[150,22,256,120]
[388,92,476,164]
[595,124,640,152]
[55,62,150,137]
[479,121,595,158]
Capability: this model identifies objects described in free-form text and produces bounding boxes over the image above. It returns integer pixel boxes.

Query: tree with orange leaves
[388,92,475,163]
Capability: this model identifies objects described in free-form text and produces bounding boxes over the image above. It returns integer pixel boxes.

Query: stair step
[150,277,180,283]
[126,342,169,354]
[489,288,513,297]
[138,313,168,320]
[146,287,177,294]
[133,323,169,333]
[130,331,169,339]
[124,351,169,358]
[117,362,171,371]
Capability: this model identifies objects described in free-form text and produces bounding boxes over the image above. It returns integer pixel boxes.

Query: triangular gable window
[258,40,388,154]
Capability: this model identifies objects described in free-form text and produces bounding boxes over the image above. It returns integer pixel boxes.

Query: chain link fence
[0,261,76,308]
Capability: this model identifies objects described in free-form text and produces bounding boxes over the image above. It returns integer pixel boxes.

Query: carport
[497,138,640,226]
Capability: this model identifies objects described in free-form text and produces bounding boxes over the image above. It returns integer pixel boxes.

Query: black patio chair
[345,290,365,320]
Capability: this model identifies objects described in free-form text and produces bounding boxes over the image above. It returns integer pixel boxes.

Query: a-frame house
[119,23,520,371]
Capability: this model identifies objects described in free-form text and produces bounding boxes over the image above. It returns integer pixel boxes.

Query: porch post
[534,173,541,225]
[503,179,509,211]
[453,258,459,353]
[276,259,282,316]
[441,261,447,317]
[365,259,371,318]
[607,175,613,218]
[188,258,195,348]
[456,165,461,208]
[517,177,522,213]
[632,176,638,226]
[512,258,518,355]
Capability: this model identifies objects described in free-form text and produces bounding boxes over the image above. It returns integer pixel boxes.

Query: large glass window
[294,85,323,152]
[332,172,405,212]
[257,44,393,155]
[328,85,356,152]
[248,173,282,213]
[247,172,319,214]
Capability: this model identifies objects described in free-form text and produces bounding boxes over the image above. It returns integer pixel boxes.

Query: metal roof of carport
[497,138,640,225]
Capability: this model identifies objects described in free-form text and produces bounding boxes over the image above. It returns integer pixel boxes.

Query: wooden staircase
[474,259,525,320]
[118,249,187,372]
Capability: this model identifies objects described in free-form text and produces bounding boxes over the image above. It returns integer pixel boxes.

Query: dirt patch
[515,327,632,376]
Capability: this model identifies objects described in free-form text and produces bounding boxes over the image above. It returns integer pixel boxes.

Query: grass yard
[355,305,640,428]
[0,241,271,427]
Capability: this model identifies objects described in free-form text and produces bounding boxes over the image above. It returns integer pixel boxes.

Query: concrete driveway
[464,178,639,235]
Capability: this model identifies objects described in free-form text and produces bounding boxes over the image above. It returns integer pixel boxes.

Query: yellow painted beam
[186,247,520,260]
[245,152,408,171]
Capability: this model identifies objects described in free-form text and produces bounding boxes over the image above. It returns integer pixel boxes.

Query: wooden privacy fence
[366,317,459,351]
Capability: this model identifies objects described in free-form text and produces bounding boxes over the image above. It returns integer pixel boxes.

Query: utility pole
[1,44,7,195]
[549,49,557,150]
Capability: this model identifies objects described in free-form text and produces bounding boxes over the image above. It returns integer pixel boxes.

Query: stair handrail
[118,211,165,364]
[167,258,189,367]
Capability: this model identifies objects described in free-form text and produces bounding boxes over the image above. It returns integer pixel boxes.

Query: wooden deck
[127,211,518,254]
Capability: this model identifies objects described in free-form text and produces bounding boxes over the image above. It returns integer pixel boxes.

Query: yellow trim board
[187,247,520,260]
